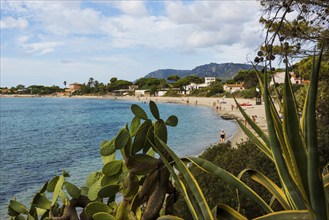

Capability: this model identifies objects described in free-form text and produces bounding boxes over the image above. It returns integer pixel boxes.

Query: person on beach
[220,129,226,143]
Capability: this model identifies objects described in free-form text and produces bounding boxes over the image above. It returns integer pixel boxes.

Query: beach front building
[63,82,82,96]
[223,84,245,93]
[270,72,306,86]
[184,77,216,94]
[135,89,151,97]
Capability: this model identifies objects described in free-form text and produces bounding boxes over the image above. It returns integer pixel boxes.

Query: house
[69,82,81,90]
[184,77,217,94]
[223,84,245,93]
[205,77,216,84]
[270,72,304,86]
[64,82,81,95]
[135,90,151,97]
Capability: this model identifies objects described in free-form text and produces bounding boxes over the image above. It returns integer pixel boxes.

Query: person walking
[220,129,226,143]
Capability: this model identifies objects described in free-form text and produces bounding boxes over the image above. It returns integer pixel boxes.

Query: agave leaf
[238,169,290,210]
[64,181,81,199]
[234,98,270,147]
[32,193,51,210]
[150,100,160,120]
[85,201,112,218]
[323,174,329,188]
[186,157,273,213]
[212,203,247,220]
[253,210,310,220]
[131,119,152,154]
[131,104,148,120]
[235,117,273,161]
[93,212,116,220]
[305,48,327,219]
[165,115,178,127]
[51,175,64,206]
[114,127,130,150]
[9,200,29,215]
[102,160,122,177]
[282,64,309,199]
[130,116,141,137]
[153,137,214,220]
[100,139,116,156]
[262,67,306,210]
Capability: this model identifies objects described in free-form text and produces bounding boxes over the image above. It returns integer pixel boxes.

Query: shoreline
[1,94,267,147]
[115,96,267,147]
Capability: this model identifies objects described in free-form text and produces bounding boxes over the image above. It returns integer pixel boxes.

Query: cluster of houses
[3,72,308,96]
[59,73,310,97]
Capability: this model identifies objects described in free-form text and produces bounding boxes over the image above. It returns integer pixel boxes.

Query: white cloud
[0,16,28,29]
[111,1,148,17]
[20,41,64,56]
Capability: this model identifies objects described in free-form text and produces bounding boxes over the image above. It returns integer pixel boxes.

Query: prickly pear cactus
[8,101,180,220]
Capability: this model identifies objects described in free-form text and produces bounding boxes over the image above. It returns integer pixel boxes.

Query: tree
[167,75,180,82]
[233,70,258,89]
[258,0,329,59]
[63,81,67,88]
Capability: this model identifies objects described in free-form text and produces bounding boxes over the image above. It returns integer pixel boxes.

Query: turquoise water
[0,97,237,217]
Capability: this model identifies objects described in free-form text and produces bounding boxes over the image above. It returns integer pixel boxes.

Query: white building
[223,84,245,93]
[270,72,302,86]
[204,77,216,84]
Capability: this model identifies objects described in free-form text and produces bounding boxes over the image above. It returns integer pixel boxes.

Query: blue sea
[0,97,237,217]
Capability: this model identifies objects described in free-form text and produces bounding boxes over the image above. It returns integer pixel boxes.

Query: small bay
[0,97,237,217]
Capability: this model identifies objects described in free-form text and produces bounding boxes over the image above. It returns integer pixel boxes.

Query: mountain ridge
[143,62,260,81]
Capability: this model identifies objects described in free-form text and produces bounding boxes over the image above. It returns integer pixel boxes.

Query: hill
[143,62,259,81]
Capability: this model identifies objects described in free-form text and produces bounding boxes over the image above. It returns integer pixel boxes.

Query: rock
[221,113,236,120]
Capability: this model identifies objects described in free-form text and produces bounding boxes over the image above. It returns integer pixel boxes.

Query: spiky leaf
[102,160,122,177]
[131,104,148,120]
[165,115,178,127]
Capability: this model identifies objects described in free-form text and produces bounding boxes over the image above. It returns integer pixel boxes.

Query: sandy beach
[114,95,267,147]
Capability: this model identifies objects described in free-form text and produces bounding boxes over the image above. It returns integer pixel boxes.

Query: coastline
[1,94,267,147]
[114,96,267,147]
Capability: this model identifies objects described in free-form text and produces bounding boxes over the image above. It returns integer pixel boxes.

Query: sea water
[0,97,237,217]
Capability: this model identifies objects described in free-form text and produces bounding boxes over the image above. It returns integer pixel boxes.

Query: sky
[1,0,266,88]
